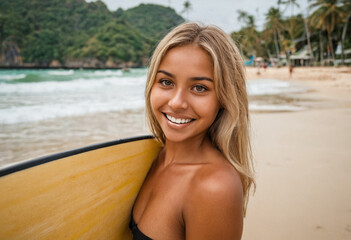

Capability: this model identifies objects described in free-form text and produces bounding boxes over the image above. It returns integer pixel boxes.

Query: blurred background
[0,0,350,239]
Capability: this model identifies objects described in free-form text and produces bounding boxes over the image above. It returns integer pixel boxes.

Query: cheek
[194,96,221,120]
[150,86,162,115]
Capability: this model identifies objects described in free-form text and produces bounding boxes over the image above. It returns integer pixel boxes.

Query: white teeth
[166,114,192,124]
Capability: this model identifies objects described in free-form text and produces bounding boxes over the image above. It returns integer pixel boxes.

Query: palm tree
[265,7,284,62]
[237,10,257,32]
[236,10,261,58]
[278,0,300,52]
[309,0,346,63]
[182,1,192,21]
[278,0,300,18]
[237,10,249,24]
[236,10,251,56]
[304,13,316,64]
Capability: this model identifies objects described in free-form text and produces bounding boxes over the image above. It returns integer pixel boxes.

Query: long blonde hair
[145,22,255,215]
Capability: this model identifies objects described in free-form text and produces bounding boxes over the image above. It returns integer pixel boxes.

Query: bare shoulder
[183,155,244,240]
[191,153,243,203]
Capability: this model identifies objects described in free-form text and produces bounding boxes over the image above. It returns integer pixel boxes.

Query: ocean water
[0,69,146,125]
[0,68,309,166]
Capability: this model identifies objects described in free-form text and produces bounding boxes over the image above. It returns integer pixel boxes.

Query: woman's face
[150,44,221,143]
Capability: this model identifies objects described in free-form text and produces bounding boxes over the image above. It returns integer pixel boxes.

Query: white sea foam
[0,69,147,124]
[249,103,306,112]
[247,79,308,96]
[0,96,145,124]
[92,70,123,76]
[0,76,146,94]
[48,70,74,75]
[0,74,26,81]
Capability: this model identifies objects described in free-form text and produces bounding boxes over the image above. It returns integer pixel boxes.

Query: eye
[192,85,207,93]
[159,79,173,87]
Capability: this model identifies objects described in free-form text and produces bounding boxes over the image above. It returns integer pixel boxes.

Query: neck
[159,134,213,166]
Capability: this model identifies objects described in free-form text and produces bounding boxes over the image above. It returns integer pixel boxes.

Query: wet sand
[0,109,149,167]
[243,66,351,240]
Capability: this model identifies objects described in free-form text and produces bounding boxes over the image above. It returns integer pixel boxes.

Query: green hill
[120,4,184,42]
[0,0,184,68]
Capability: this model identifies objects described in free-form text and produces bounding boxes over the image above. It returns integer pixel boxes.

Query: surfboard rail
[0,135,161,239]
[0,135,155,177]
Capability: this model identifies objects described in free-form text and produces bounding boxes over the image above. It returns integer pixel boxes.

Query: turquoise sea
[0,68,309,166]
[0,69,147,124]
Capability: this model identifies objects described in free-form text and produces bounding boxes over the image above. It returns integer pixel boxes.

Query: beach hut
[290,45,314,66]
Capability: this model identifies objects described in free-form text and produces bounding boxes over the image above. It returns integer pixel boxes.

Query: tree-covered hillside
[120,4,184,42]
[0,0,184,68]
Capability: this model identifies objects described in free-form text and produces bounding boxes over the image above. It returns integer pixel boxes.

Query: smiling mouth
[163,113,195,124]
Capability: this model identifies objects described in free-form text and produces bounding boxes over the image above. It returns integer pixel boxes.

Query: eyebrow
[157,70,213,82]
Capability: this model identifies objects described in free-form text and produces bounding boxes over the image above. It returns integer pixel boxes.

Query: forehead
[158,45,214,78]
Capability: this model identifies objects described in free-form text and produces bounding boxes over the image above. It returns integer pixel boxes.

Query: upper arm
[183,171,243,240]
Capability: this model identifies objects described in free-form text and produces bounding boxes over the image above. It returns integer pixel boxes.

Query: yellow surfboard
[0,135,161,240]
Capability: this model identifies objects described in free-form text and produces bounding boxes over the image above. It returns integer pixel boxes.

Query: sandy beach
[243,66,351,240]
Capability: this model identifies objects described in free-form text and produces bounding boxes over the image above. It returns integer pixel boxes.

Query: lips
[163,113,195,124]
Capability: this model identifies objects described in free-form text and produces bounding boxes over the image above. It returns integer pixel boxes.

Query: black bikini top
[129,215,153,240]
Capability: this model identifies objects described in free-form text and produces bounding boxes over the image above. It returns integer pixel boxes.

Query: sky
[87,0,310,33]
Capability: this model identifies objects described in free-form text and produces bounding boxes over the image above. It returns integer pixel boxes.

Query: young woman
[130,22,255,240]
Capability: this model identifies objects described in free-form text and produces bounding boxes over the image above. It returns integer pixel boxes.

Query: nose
[168,88,188,110]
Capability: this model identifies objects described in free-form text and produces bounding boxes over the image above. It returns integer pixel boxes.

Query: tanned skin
[133,45,243,240]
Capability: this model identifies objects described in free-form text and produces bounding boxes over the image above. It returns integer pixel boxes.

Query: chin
[163,129,206,144]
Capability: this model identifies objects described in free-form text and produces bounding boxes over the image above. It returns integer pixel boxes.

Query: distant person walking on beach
[289,65,294,79]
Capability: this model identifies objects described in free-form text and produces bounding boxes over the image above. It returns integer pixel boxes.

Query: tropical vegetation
[231,0,351,66]
[0,0,184,67]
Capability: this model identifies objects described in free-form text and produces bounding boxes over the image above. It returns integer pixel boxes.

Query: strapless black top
[129,215,153,240]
